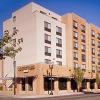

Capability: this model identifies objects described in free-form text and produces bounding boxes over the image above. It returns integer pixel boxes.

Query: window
[91,30,95,37]
[92,39,95,46]
[56,49,62,58]
[98,58,100,65]
[74,62,78,68]
[45,34,51,44]
[92,48,95,55]
[45,46,51,56]
[98,42,100,48]
[44,21,51,32]
[98,50,100,56]
[73,31,78,39]
[21,78,25,91]
[81,35,85,42]
[73,42,78,50]
[56,26,62,36]
[13,27,16,33]
[98,33,100,39]
[13,39,16,47]
[82,54,86,62]
[92,66,95,73]
[59,78,67,90]
[56,38,62,47]
[56,61,62,65]
[92,57,95,64]
[81,25,85,33]
[40,11,47,15]
[73,20,78,29]
[82,64,86,71]
[28,77,33,91]
[74,52,78,60]
[81,44,85,52]
[45,59,51,64]
[13,16,16,22]
[44,77,54,91]
[97,67,100,72]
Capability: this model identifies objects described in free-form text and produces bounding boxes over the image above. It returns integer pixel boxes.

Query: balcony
[92,70,95,73]
[73,36,78,40]
[45,52,51,56]
[82,59,86,62]
[82,49,85,52]
[91,34,95,37]
[81,30,85,33]
[92,43,95,46]
[92,61,95,64]
[45,40,51,44]
[73,47,78,50]
[56,55,62,58]
[92,52,95,55]
[44,27,51,32]
[56,43,62,47]
[73,26,78,29]
[56,32,62,36]
[82,69,86,71]
[74,57,78,60]
[81,39,85,43]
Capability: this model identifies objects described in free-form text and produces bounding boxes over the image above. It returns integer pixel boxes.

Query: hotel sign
[18,65,35,71]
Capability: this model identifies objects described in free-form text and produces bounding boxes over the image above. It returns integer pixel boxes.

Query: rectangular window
[97,67,100,72]
[74,62,78,68]
[13,27,16,33]
[73,31,78,39]
[81,35,85,42]
[56,49,62,58]
[13,16,16,22]
[56,61,62,65]
[74,52,78,60]
[92,57,95,64]
[56,38,62,47]
[59,78,67,90]
[92,48,95,55]
[98,58,100,65]
[81,25,85,33]
[13,39,16,47]
[44,21,51,32]
[82,54,86,62]
[98,33,100,39]
[82,64,86,71]
[28,77,33,91]
[73,20,78,29]
[98,50,100,56]
[21,78,25,91]
[45,59,51,64]
[92,39,95,46]
[92,66,95,73]
[81,44,85,52]
[73,42,78,50]
[45,46,51,56]
[98,42,100,48]
[56,26,62,36]
[45,34,51,44]
[91,30,95,37]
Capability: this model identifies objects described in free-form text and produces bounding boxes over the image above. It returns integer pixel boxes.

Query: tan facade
[1,2,100,95]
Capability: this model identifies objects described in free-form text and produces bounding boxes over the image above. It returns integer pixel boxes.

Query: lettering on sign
[18,65,35,71]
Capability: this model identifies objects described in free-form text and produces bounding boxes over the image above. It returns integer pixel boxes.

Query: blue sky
[0,0,100,37]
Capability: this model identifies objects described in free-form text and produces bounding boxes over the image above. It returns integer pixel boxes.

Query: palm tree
[72,67,84,92]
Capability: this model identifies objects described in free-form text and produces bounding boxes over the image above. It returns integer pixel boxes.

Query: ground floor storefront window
[71,78,77,90]
[21,78,25,91]
[90,79,95,89]
[28,77,33,91]
[58,78,67,90]
[82,79,87,89]
[44,77,54,91]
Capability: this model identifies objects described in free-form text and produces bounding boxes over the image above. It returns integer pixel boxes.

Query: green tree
[72,67,84,92]
[0,29,23,95]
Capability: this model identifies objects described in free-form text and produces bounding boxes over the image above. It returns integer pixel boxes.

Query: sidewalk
[0,92,84,98]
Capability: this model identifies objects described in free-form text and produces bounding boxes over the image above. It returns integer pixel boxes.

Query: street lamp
[49,61,54,95]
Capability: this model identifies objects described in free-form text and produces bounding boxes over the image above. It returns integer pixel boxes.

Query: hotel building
[0,2,100,94]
